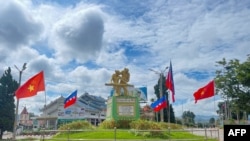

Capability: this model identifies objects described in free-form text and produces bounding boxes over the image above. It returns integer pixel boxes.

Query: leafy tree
[196,122,203,128]
[237,55,250,113]
[175,117,182,125]
[182,110,195,127]
[0,67,19,139]
[216,102,225,119]
[209,117,215,127]
[215,56,250,121]
[153,74,176,123]
[238,54,250,87]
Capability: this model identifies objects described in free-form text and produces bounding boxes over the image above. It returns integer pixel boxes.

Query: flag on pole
[166,60,175,102]
[193,80,215,103]
[150,96,167,112]
[64,90,77,108]
[15,71,45,99]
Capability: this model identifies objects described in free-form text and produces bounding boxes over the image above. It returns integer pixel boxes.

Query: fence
[34,128,220,141]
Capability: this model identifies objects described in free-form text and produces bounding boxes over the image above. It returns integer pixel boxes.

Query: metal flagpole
[44,89,47,129]
[213,94,216,127]
[159,73,164,122]
[74,104,77,120]
[168,91,170,128]
[41,90,47,140]
[156,111,158,122]
[182,101,184,128]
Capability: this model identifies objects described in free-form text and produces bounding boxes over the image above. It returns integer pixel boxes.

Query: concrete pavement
[187,128,223,141]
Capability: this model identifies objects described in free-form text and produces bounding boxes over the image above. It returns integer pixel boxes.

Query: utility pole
[149,66,168,122]
[13,63,27,140]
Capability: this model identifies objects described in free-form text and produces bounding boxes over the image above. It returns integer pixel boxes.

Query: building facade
[38,92,107,129]
[19,107,33,129]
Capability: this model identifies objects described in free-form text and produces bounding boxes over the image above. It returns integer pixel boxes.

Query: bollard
[67,128,70,141]
[204,127,207,141]
[168,127,171,141]
[217,128,220,140]
[114,127,116,141]
[210,129,212,137]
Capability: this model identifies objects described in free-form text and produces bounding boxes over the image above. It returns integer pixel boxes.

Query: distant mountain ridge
[176,115,219,123]
[195,115,219,122]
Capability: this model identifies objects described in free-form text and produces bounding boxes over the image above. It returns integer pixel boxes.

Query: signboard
[106,96,140,121]
[129,86,147,101]
[57,106,85,119]
[118,105,134,116]
[110,86,147,101]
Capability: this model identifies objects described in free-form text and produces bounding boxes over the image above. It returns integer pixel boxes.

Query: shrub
[99,119,117,129]
[159,122,182,129]
[99,119,132,129]
[58,120,93,130]
[116,120,131,129]
[129,120,164,137]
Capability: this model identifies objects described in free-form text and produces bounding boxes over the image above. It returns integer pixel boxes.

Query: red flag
[166,61,175,102]
[64,90,77,109]
[150,96,167,112]
[193,80,215,103]
[15,71,45,99]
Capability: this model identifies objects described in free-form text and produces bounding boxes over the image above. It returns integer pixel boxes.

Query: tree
[153,75,176,123]
[209,117,215,127]
[0,67,19,139]
[238,54,250,87]
[182,110,195,127]
[215,56,250,122]
[216,102,225,120]
[237,55,250,113]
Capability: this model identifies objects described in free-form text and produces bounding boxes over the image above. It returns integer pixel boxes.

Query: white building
[37,92,106,129]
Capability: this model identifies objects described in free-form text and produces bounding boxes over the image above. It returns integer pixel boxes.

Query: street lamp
[13,63,27,140]
[149,66,168,122]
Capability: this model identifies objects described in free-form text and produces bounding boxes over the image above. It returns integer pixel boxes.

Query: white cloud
[0,0,43,48]
[50,6,104,64]
[0,0,249,118]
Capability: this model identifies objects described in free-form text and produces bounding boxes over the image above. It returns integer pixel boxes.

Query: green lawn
[46,129,218,141]
[16,121,219,141]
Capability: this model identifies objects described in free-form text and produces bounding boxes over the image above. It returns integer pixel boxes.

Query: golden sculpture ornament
[105,68,134,96]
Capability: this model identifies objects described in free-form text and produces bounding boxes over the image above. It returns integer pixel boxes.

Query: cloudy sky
[1,0,249,118]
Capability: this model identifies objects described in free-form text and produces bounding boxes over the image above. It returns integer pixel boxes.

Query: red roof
[20,107,28,114]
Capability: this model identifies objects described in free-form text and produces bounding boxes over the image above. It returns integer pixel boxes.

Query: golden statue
[110,70,121,96]
[105,68,133,96]
[120,68,130,95]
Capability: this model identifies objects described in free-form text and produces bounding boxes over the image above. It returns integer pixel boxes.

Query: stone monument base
[106,96,140,121]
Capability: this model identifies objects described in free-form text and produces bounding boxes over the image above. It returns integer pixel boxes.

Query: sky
[0,0,250,118]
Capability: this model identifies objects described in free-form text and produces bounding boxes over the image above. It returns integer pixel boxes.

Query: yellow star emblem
[28,84,34,92]
[201,90,205,95]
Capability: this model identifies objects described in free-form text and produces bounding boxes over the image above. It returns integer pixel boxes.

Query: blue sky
[0,0,250,117]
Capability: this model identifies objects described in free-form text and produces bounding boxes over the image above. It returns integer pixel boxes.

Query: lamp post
[13,63,27,140]
[149,66,168,122]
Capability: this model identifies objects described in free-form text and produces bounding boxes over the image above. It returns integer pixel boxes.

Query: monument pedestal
[106,96,140,121]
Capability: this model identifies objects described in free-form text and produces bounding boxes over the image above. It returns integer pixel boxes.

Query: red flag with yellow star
[193,80,214,103]
[15,71,45,99]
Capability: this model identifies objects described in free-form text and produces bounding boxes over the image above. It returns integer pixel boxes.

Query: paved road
[186,128,223,141]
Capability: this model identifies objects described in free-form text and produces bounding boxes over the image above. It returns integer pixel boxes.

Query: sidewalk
[2,132,52,140]
[187,128,223,141]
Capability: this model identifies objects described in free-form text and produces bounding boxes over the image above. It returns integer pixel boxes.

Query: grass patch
[16,120,218,141]
[49,129,218,141]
